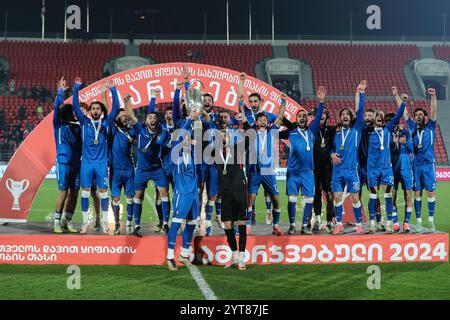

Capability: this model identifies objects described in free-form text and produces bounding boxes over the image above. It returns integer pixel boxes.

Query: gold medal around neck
[380,145,384,151]
[418,144,423,149]
[340,145,345,151]
[306,146,311,152]
[223,169,227,175]
[142,148,147,153]
[94,139,98,145]
[321,143,326,148]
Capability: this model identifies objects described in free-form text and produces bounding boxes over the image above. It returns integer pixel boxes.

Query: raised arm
[354,80,366,114]
[124,94,138,125]
[53,77,67,127]
[238,72,246,97]
[355,80,366,128]
[173,81,183,126]
[273,93,287,128]
[148,88,159,113]
[310,86,326,135]
[101,82,108,110]
[72,77,86,123]
[428,88,437,121]
[386,94,407,132]
[107,81,120,123]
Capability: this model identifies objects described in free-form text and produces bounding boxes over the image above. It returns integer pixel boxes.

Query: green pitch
[0,180,449,300]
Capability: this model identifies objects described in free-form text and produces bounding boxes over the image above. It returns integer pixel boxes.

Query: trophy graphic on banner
[184,79,205,130]
[5,179,30,211]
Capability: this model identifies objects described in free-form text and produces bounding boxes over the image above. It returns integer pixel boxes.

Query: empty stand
[140,43,272,77]
[288,44,420,97]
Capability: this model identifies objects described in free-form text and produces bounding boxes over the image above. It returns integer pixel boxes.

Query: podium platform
[0,221,448,266]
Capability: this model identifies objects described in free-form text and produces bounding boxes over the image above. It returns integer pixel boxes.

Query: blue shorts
[134,167,169,191]
[80,161,108,189]
[394,168,414,191]
[414,163,436,191]
[56,163,80,190]
[286,170,315,197]
[367,167,394,188]
[198,163,219,197]
[110,168,135,198]
[173,192,200,220]
[332,167,360,193]
[248,172,279,196]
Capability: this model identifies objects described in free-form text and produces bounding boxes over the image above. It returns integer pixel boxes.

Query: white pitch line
[187,264,218,300]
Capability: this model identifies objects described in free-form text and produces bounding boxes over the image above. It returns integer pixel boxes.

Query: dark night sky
[0,0,450,37]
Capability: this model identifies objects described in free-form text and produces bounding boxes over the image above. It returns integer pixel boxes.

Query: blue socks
[133,198,142,226]
[334,202,343,223]
[205,201,214,234]
[353,201,362,224]
[215,200,222,217]
[302,201,313,226]
[161,197,170,224]
[156,200,163,222]
[126,199,133,223]
[428,197,435,219]
[385,194,394,221]
[415,197,422,219]
[272,209,281,226]
[247,207,253,226]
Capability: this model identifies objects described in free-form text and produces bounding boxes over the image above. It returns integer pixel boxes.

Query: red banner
[0,63,304,222]
[436,168,450,181]
[0,233,447,265]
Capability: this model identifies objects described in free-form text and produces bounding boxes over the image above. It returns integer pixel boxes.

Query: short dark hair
[203,93,214,102]
[249,93,262,101]
[365,108,376,114]
[413,107,428,117]
[89,101,108,116]
[59,103,74,122]
[384,112,395,123]
[218,109,231,116]
[255,113,268,121]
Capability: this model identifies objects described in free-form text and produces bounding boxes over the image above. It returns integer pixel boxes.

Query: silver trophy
[184,79,205,130]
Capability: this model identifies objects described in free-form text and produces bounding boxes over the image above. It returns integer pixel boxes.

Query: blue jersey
[332,93,365,171]
[391,128,413,172]
[134,123,167,170]
[53,88,82,166]
[287,102,324,172]
[243,122,280,173]
[109,124,136,170]
[243,105,278,126]
[407,118,436,165]
[73,83,120,163]
[160,121,175,174]
[170,118,198,194]
[367,102,405,170]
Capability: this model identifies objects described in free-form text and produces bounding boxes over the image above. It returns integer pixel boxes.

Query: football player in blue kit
[405,87,438,233]
[72,77,120,235]
[330,80,367,235]
[52,77,81,233]
[285,86,325,235]
[125,89,169,237]
[166,109,212,271]
[385,91,414,233]
[108,94,137,235]
[365,90,406,234]
[240,93,287,236]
